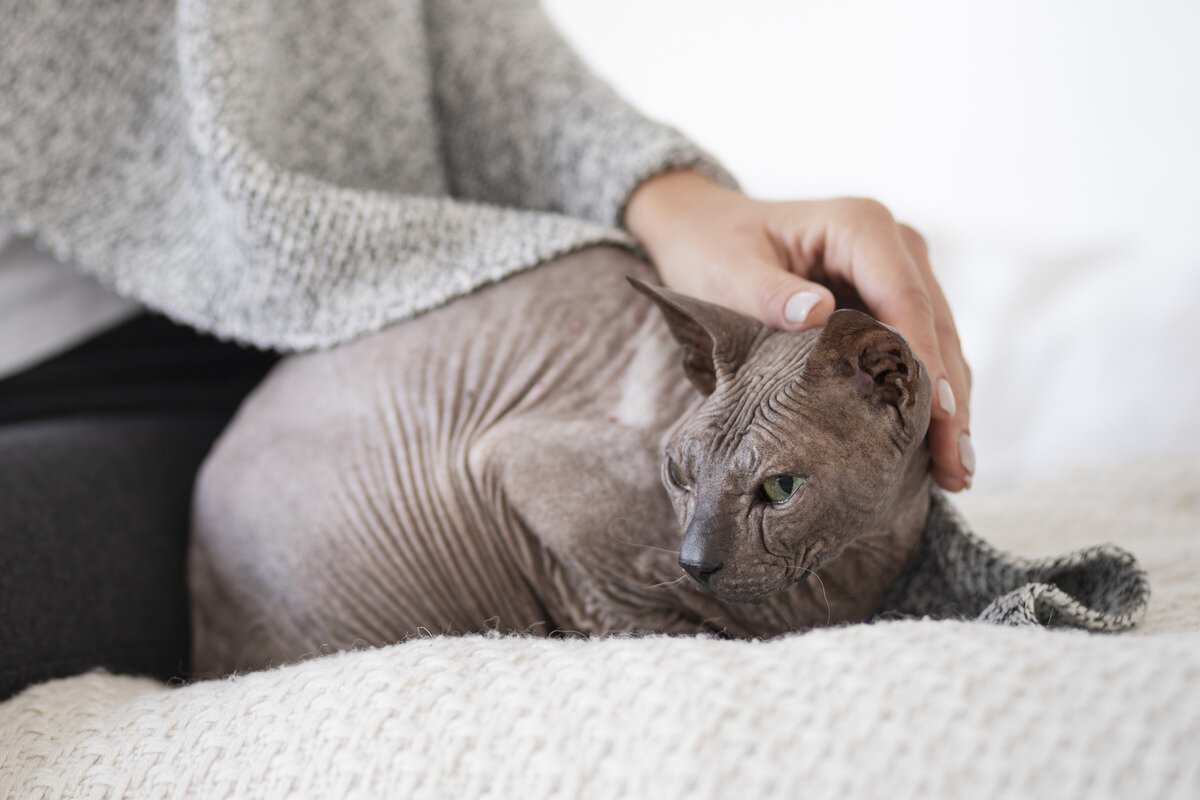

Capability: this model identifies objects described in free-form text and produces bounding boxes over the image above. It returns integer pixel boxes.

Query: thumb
[724,259,835,331]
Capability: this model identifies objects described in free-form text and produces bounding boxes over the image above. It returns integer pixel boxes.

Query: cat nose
[680,558,722,583]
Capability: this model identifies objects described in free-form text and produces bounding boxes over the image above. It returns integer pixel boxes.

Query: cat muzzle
[679,523,725,586]
[679,557,722,584]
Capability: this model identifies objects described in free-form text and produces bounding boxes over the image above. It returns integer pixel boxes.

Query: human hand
[624,170,973,491]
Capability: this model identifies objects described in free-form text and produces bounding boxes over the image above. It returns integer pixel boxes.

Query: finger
[929,419,974,491]
[897,223,975,489]
[721,254,837,332]
[901,225,972,397]
[929,362,974,490]
[829,209,948,416]
[922,275,972,422]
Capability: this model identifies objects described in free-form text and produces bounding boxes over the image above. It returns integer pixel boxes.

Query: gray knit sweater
[0,0,733,351]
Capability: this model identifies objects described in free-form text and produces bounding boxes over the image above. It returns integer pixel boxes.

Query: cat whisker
[648,572,689,590]
[799,567,832,626]
[605,519,679,556]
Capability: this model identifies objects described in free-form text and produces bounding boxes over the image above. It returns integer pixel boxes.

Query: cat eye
[666,456,690,490]
[759,475,805,504]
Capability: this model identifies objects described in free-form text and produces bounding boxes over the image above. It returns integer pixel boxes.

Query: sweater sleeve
[422,0,737,226]
[0,0,733,352]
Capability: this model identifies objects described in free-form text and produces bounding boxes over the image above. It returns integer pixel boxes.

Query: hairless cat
[190,247,934,673]
[190,246,1143,676]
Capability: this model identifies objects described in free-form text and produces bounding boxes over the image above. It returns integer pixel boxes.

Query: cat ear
[627,277,764,395]
[805,309,923,416]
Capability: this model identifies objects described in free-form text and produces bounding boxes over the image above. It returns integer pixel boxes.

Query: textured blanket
[4,625,1197,800]
[3,459,1193,800]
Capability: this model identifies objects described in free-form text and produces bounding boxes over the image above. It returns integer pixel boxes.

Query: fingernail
[958,432,976,475]
[936,378,956,417]
[962,474,973,490]
[784,291,822,325]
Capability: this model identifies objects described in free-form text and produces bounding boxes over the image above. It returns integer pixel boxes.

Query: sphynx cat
[190,247,933,674]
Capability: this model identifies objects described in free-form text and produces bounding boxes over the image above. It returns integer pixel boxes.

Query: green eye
[667,457,690,490]
[759,475,805,504]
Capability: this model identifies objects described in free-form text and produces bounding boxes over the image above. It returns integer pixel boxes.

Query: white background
[546,0,1200,487]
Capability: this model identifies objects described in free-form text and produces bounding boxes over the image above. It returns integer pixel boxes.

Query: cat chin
[708,557,836,605]
[704,574,792,605]
[709,590,776,605]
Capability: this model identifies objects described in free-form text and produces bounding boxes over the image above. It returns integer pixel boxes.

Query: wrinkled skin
[190,247,932,675]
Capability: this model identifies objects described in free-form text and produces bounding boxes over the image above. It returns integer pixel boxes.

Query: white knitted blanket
[3,458,1198,799]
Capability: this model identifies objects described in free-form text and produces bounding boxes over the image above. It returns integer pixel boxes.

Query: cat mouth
[705,583,786,605]
[700,562,798,605]
[678,550,804,604]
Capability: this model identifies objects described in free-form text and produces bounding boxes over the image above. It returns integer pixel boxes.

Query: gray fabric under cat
[880,491,1149,631]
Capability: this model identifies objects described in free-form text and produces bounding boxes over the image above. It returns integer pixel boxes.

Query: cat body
[191,247,932,674]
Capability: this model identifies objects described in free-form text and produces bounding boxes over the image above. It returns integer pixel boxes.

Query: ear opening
[805,309,922,414]
[627,276,764,395]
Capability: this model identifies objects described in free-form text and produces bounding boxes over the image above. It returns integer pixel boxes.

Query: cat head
[630,278,933,604]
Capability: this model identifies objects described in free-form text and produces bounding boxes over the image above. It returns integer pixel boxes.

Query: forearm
[625,170,743,251]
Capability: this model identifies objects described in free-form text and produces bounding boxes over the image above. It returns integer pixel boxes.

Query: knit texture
[2,625,1197,800]
[881,491,1149,630]
[0,0,734,351]
[2,459,1189,800]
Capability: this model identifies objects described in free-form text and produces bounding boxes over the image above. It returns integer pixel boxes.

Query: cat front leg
[468,414,710,635]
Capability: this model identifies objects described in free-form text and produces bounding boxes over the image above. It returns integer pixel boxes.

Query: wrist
[624,169,743,247]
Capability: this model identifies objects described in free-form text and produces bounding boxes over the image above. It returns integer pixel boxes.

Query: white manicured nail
[958,432,976,475]
[783,291,822,325]
[936,378,956,417]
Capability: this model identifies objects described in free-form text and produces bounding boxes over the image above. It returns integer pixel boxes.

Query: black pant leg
[0,313,279,700]
[0,415,231,698]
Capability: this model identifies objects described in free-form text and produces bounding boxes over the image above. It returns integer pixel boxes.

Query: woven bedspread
[1,459,1195,800]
